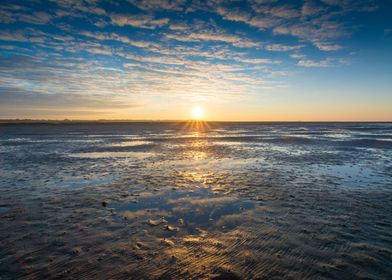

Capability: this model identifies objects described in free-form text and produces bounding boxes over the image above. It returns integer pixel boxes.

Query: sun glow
[192,106,204,119]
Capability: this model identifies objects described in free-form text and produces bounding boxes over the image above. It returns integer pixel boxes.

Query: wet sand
[0,122,391,279]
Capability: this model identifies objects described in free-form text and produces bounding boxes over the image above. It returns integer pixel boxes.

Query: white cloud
[110,14,169,29]
[297,59,331,67]
[85,47,112,56]
[297,57,348,67]
[168,22,189,31]
[314,42,343,51]
[248,16,282,30]
[265,44,304,52]
[216,7,251,22]
[234,57,281,64]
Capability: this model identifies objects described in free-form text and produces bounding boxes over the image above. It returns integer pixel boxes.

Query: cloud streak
[110,14,169,29]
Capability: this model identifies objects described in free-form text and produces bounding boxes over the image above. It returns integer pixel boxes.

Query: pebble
[148,217,167,226]
[165,225,179,232]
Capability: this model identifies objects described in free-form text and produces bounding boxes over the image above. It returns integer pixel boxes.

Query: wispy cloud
[128,0,186,12]
[166,29,260,48]
[297,57,348,67]
[314,42,343,51]
[79,31,156,48]
[110,14,169,29]
[265,44,304,52]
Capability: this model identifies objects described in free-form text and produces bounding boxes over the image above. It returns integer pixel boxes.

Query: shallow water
[0,122,391,279]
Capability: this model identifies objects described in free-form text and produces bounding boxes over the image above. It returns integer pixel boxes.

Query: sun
[192,106,204,119]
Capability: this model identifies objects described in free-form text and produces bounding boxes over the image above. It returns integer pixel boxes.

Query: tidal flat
[0,122,391,279]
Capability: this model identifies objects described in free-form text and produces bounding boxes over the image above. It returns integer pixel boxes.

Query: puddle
[68,151,154,159]
[0,205,10,214]
[105,140,153,147]
[315,164,385,187]
[157,157,263,171]
[110,188,255,234]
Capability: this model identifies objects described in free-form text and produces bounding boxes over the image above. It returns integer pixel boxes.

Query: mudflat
[0,122,391,279]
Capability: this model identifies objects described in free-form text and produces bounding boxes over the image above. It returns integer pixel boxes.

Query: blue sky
[0,0,391,120]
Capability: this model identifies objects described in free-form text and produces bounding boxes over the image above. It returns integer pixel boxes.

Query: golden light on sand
[192,106,204,120]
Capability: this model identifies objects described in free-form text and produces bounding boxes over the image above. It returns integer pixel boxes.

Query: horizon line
[1,119,391,124]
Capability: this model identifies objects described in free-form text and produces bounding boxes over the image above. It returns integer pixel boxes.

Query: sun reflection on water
[182,120,212,133]
[179,120,212,160]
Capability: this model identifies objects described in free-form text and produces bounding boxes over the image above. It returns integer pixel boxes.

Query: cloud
[314,42,343,51]
[297,57,348,67]
[216,7,252,22]
[0,10,15,24]
[128,0,186,11]
[0,55,140,98]
[120,53,186,65]
[234,57,280,65]
[0,4,52,25]
[265,44,304,52]
[110,14,169,29]
[0,87,134,109]
[0,30,29,42]
[166,30,260,48]
[0,52,269,104]
[297,59,332,68]
[273,20,347,43]
[168,22,189,31]
[301,1,325,17]
[290,53,306,59]
[85,47,113,56]
[189,32,246,44]
[248,16,282,30]
[208,0,376,52]
[321,0,378,12]
[269,5,300,19]
[51,0,107,17]
[79,31,156,49]
[15,11,52,25]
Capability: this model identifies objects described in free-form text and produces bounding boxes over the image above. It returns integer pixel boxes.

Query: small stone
[148,217,167,226]
[165,225,179,232]
[71,247,81,255]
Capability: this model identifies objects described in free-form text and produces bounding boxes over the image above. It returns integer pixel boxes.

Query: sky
[0,0,391,121]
